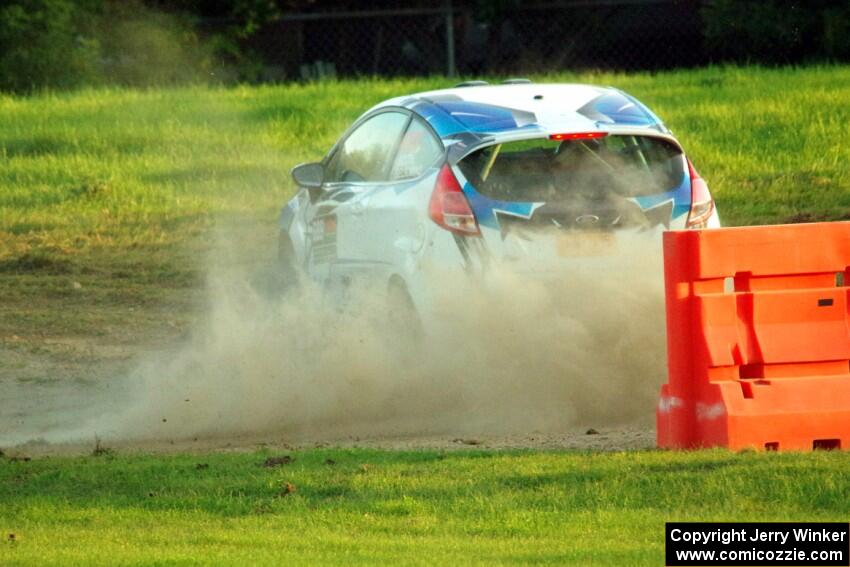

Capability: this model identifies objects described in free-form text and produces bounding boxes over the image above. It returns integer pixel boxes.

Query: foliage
[0,0,102,92]
[94,1,216,87]
[0,0,220,93]
[702,0,850,64]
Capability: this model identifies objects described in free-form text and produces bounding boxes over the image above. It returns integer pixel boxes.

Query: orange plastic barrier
[657,221,850,451]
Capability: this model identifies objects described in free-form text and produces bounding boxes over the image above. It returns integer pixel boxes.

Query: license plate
[557,231,616,257]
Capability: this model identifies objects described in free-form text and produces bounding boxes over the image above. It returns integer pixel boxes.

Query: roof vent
[454,80,489,88]
[502,78,532,84]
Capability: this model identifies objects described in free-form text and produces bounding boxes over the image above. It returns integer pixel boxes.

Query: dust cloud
[5,228,667,448]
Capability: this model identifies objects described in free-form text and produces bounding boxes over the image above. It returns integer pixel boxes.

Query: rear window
[457,135,684,202]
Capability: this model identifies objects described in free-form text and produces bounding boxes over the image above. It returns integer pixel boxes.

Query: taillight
[428,164,480,236]
[686,158,714,229]
[549,132,608,141]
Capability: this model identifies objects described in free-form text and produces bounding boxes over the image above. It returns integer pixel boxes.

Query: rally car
[279,80,720,321]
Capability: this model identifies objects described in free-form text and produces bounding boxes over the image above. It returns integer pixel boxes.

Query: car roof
[375,83,668,143]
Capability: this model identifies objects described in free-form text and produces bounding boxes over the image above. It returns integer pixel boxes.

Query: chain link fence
[220,0,706,81]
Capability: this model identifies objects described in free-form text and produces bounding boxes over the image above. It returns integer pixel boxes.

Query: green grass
[2,67,850,565]
[2,448,849,566]
[1,66,849,249]
[1,66,849,342]
[2,66,850,254]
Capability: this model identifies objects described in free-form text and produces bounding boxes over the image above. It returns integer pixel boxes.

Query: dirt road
[0,335,655,457]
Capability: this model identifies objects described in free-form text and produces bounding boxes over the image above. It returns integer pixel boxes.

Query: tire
[387,278,423,341]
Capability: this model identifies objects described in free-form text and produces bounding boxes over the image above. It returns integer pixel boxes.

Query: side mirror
[291,162,324,189]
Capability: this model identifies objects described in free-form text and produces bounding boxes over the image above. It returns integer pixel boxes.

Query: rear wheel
[387,278,423,342]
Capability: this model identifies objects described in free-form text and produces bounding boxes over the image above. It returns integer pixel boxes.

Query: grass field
[2,66,850,565]
[2,66,850,246]
[3,448,850,566]
[1,65,849,342]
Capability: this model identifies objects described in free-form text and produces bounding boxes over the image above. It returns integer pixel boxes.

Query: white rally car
[279,80,720,322]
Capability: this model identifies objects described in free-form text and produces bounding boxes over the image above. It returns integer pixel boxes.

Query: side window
[325,111,409,183]
[389,118,444,181]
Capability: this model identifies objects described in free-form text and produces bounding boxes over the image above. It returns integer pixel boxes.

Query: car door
[307,110,410,287]
[358,115,445,269]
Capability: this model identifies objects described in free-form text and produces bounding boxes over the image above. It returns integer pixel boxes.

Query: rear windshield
[457,135,684,201]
